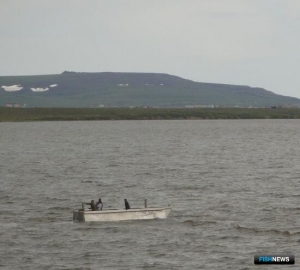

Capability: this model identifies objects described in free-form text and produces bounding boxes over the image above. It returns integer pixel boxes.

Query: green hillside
[1,71,300,108]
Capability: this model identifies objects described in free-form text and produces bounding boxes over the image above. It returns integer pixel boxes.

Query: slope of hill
[1,71,299,107]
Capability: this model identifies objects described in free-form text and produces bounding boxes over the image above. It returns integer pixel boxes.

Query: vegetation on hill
[1,72,300,108]
[1,107,300,122]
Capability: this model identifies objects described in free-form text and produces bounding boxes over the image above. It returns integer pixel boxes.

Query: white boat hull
[73,207,171,222]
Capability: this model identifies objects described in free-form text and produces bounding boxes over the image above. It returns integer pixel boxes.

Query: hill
[1,71,300,108]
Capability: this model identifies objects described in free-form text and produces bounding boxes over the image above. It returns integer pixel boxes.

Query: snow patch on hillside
[1,85,23,91]
[31,87,49,92]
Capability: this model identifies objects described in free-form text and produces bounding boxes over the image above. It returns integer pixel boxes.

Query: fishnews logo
[254,255,295,265]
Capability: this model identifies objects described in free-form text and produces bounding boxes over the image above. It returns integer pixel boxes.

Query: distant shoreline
[1,107,300,122]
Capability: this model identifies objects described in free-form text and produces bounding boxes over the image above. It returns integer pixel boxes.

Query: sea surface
[1,120,300,269]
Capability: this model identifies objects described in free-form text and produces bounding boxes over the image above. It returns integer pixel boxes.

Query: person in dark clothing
[85,200,97,211]
[96,198,103,210]
[124,199,130,210]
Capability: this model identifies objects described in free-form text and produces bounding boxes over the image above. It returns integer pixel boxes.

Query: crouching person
[85,200,97,211]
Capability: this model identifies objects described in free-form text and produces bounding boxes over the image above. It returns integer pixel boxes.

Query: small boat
[73,201,171,222]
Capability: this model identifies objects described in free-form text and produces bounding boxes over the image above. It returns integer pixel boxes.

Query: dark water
[1,120,300,269]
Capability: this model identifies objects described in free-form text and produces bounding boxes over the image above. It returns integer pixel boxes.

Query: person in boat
[124,199,130,210]
[85,200,97,211]
[96,198,103,210]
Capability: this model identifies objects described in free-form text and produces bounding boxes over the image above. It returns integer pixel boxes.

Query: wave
[234,224,300,235]
[134,172,153,176]
[219,235,241,240]
[27,216,61,222]
[277,206,300,211]
[81,180,93,183]
[125,184,137,188]
[0,210,16,216]
[172,186,201,191]
[48,206,71,211]
[107,163,118,167]
[182,219,217,226]
[46,197,69,201]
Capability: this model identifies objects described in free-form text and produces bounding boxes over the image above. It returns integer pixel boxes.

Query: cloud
[285,1,300,19]
[31,87,49,92]
[49,84,58,87]
[103,1,275,62]
[1,85,23,91]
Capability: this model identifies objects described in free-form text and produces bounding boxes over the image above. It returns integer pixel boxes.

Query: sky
[1,0,300,98]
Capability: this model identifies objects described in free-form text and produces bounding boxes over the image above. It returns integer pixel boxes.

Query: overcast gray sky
[1,0,300,98]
